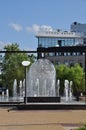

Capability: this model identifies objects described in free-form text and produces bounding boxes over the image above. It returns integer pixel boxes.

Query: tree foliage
[55,63,85,95]
[2,43,35,95]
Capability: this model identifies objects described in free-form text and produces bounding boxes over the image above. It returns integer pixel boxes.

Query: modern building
[71,22,86,44]
[35,22,86,68]
[71,22,86,34]
[36,29,84,48]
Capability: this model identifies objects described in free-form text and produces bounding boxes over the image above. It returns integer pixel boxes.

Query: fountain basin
[24,97,60,103]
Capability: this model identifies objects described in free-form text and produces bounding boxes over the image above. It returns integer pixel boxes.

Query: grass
[75,125,86,130]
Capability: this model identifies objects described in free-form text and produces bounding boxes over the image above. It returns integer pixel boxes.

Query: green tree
[55,63,85,95]
[70,64,85,95]
[55,64,70,95]
[2,43,35,95]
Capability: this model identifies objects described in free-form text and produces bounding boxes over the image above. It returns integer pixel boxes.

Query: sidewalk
[0,108,86,130]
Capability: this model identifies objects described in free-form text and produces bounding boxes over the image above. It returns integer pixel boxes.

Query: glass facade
[38,37,78,48]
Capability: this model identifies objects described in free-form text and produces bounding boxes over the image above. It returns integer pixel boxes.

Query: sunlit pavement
[0,108,86,130]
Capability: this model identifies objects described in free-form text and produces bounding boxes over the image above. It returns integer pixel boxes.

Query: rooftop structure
[71,22,86,35]
[36,29,83,38]
[71,22,86,44]
[35,28,84,48]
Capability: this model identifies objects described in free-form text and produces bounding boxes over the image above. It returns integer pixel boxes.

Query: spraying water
[27,59,56,97]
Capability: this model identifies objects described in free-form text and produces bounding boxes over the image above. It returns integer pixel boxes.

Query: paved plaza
[0,108,86,130]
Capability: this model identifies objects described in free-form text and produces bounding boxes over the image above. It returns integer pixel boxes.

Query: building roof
[35,30,84,38]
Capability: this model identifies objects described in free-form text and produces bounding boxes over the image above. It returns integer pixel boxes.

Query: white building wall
[36,30,83,38]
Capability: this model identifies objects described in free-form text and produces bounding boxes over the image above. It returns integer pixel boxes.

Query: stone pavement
[0,108,86,130]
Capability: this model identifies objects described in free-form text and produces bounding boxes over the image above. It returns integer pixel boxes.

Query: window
[64,60,69,66]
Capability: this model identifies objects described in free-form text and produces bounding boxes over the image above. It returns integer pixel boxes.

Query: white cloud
[26,24,53,33]
[26,24,40,33]
[40,25,53,31]
[9,23,23,32]
[9,22,53,33]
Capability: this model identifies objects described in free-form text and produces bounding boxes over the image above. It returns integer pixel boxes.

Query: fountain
[2,91,5,101]
[13,79,17,100]
[69,81,73,101]
[63,80,73,102]
[64,80,69,102]
[26,59,60,102]
[12,59,86,110]
[6,89,9,101]
[19,80,23,97]
[6,89,9,97]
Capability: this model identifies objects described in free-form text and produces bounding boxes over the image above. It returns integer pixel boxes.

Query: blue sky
[0,0,86,50]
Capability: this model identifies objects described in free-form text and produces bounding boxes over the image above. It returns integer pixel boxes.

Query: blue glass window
[38,37,76,48]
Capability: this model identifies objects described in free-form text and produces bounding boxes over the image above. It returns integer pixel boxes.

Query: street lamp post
[22,61,30,104]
